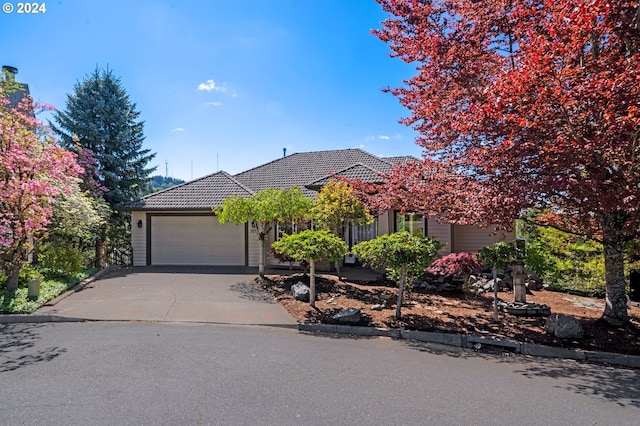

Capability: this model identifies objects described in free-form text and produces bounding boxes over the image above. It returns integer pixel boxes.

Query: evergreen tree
[51,67,156,265]
[51,67,156,209]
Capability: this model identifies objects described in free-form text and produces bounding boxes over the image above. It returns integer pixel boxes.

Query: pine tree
[51,67,156,209]
[51,67,156,265]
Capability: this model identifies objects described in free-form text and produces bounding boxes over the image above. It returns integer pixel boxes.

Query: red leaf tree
[1,86,82,290]
[364,0,640,326]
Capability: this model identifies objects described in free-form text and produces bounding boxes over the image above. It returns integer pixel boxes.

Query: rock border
[298,323,640,369]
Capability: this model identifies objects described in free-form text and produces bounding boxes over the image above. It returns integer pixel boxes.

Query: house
[121,148,513,267]
[2,65,30,108]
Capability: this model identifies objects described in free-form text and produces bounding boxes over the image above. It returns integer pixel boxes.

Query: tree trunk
[309,259,316,308]
[601,213,629,327]
[395,266,407,319]
[95,238,105,268]
[6,265,20,291]
[259,237,266,277]
[5,252,24,292]
[492,265,499,323]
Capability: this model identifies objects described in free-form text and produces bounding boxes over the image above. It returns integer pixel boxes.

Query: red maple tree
[361,0,640,326]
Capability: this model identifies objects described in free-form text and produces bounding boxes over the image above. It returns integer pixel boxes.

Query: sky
[1,0,423,181]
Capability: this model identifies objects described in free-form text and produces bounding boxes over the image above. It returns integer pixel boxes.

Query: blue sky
[1,0,422,181]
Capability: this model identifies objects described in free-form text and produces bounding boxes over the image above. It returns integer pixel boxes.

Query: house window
[351,219,377,246]
[275,220,311,240]
[394,212,425,237]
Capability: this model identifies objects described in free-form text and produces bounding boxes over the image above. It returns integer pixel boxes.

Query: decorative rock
[333,308,362,323]
[291,282,310,302]
[545,314,584,339]
[371,304,385,311]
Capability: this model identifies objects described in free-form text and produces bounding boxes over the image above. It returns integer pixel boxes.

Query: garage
[149,215,245,266]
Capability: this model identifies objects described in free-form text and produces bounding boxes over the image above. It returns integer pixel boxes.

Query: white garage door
[150,216,245,265]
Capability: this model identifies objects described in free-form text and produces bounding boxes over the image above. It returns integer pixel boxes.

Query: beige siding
[452,225,515,252]
[427,218,452,255]
[131,211,147,266]
[247,224,261,267]
[376,211,392,236]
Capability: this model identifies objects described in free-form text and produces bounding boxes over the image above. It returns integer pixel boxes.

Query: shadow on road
[404,339,640,408]
[0,324,66,373]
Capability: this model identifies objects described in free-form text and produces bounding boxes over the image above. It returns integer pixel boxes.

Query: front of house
[122,148,513,267]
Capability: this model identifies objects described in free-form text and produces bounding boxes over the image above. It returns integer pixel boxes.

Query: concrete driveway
[35,266,297,327]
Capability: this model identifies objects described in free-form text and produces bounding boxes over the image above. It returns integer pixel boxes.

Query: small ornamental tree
[214,188,311,277]
[272,230,347,307]
[0,85,82,290]
[311,179,374,239]
[311,179,374,277]
[477,242,519,322]
[352,232,442,319]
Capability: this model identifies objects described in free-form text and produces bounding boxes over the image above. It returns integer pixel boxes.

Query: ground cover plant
[0,268,96,314]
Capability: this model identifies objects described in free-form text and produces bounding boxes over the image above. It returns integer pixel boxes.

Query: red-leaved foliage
[427,252,482,278]
[354,0,640,325]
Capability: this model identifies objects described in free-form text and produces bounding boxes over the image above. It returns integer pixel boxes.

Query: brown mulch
[258,273,640,356]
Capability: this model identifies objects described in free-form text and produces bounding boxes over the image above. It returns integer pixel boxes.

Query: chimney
[2,65,18,80]
[283,147,287,157]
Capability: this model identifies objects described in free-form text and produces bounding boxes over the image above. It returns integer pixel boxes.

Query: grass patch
[0,269,98,314]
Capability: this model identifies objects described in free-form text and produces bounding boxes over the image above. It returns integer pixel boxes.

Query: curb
[298,323,640,369]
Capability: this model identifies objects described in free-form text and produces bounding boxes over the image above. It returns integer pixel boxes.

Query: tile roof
[233,148,394,197]
[121,148,416,211]
[122,171,254,210]
[382,155,419,165]
[305,163,386,190]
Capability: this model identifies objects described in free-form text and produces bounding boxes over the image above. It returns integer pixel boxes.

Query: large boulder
[545,314,584,339]
[333,308,362,324]
[291,282,310,302]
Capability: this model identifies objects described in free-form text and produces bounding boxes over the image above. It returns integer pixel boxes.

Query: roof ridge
[135,171,228,200]
[307,162,382,186]
[134,170,254,202]
[233,148,377,177]
[219,170,256,195]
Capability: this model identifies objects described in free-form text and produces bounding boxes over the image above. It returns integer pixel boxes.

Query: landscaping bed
[259,273,640,356]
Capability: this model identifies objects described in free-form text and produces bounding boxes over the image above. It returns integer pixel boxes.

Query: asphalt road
[1,322,639,425]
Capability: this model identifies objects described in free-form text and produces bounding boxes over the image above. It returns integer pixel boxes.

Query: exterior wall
[376,211,392,236]
[131,211,147,266]
[426,218,453,255]
[451,225,515,252]
[247,224,261,267]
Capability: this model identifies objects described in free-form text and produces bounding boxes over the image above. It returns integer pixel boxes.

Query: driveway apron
[35,267,297,327]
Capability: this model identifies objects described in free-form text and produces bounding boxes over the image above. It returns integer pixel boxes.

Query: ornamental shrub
[427,252,481,278]
[39,244,85,279]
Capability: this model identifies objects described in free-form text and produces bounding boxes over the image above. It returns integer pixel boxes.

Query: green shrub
[522,225,606,296]
[18,264,44,288]
[39,244,85,279]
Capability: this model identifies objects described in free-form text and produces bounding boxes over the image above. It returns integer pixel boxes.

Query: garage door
[150,216,245,265]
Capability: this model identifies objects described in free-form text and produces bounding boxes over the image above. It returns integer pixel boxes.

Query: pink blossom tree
[1,87,82,291]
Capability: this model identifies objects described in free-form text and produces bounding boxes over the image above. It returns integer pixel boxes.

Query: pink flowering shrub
[1,90,82,290]
[427,252,482,278]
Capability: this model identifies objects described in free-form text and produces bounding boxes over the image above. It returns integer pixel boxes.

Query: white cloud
[171,128,185,132]
[378,135,390,140]
[197,79,228,92]
[206,101,223,107]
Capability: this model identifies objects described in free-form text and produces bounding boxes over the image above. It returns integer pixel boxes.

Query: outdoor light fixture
[137,219,143,228]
